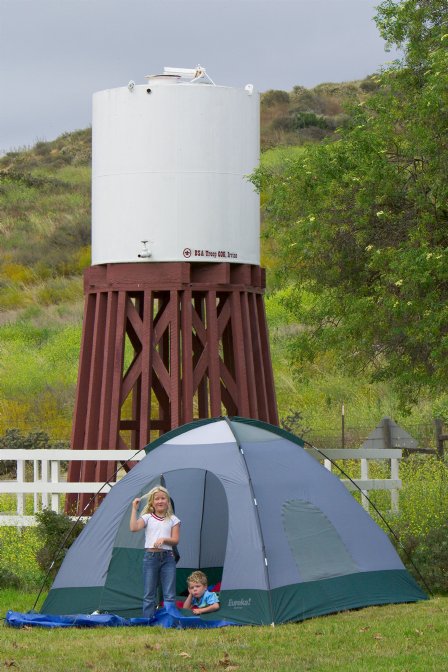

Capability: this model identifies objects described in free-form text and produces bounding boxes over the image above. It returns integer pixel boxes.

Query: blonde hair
[142,486,173,518]
[187,570,208,587]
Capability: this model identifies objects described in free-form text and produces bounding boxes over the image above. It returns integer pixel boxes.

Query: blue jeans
[142,551,176,619]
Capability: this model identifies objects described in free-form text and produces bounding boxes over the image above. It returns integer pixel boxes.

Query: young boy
[183,570,220,615]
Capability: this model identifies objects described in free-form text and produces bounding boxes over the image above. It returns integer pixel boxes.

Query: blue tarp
[5,603,237,629]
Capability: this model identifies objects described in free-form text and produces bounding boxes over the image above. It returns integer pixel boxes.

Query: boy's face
[188,581,207,599]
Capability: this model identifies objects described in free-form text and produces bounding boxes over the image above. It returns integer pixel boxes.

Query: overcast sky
[0,0,395,155]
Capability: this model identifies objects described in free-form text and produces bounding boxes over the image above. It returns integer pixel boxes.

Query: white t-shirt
[141,513,181,550]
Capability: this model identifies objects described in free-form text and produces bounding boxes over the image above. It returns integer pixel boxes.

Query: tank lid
[144,65,215,86]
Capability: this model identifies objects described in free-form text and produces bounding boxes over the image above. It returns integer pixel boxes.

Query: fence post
[16,459,25,517]
[50,460,60,513]
[41,459,49,510]
[33,459,39,512]
[434,418,445,458]
[382,417,399,512]
[360,458,369,511]
[390,457,399,513]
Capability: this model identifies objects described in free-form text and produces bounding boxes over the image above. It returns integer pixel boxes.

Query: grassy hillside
[260,77,378,149]
[0,84,438,447]
[0,130,91,437]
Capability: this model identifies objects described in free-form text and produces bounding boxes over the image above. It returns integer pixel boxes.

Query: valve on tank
[137,240,152,259]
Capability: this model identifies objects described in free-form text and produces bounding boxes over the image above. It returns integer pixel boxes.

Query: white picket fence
[0,447,401,526]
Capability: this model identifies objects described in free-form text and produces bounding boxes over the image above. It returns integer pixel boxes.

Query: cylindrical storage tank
[91,74,260,265]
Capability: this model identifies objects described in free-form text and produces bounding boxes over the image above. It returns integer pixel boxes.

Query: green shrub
[293,111,329,130]
[0,283,30,310]
[35,509,85,579]
[270,116,295,132]
[261,89,290,107]
[0,427,53,451]
[0,428,55,476]
[34,141,51,156]
[360,75,380,92]
[0,567,23,589]
[396,524,448,595]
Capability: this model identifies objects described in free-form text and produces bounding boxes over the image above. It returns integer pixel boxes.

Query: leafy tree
[253,0,448,407]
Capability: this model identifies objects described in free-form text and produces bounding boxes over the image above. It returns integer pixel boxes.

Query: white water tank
[91,67,260,266]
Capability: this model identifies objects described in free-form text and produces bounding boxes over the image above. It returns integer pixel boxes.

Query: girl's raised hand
[132,497,141,509]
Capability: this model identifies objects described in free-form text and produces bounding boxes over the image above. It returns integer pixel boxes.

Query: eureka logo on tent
[227,598,252,609]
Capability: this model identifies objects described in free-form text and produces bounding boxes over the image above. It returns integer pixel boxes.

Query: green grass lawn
[1,590,447,671]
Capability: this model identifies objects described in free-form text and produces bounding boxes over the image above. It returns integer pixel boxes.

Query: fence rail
[0,447,401,526]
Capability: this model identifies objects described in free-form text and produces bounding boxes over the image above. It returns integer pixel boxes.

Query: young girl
[130,486,180,619]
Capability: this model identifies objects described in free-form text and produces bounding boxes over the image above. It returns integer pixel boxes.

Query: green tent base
[42,569,425,625]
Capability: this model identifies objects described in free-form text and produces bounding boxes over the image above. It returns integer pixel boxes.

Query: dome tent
[40,417,426,626]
